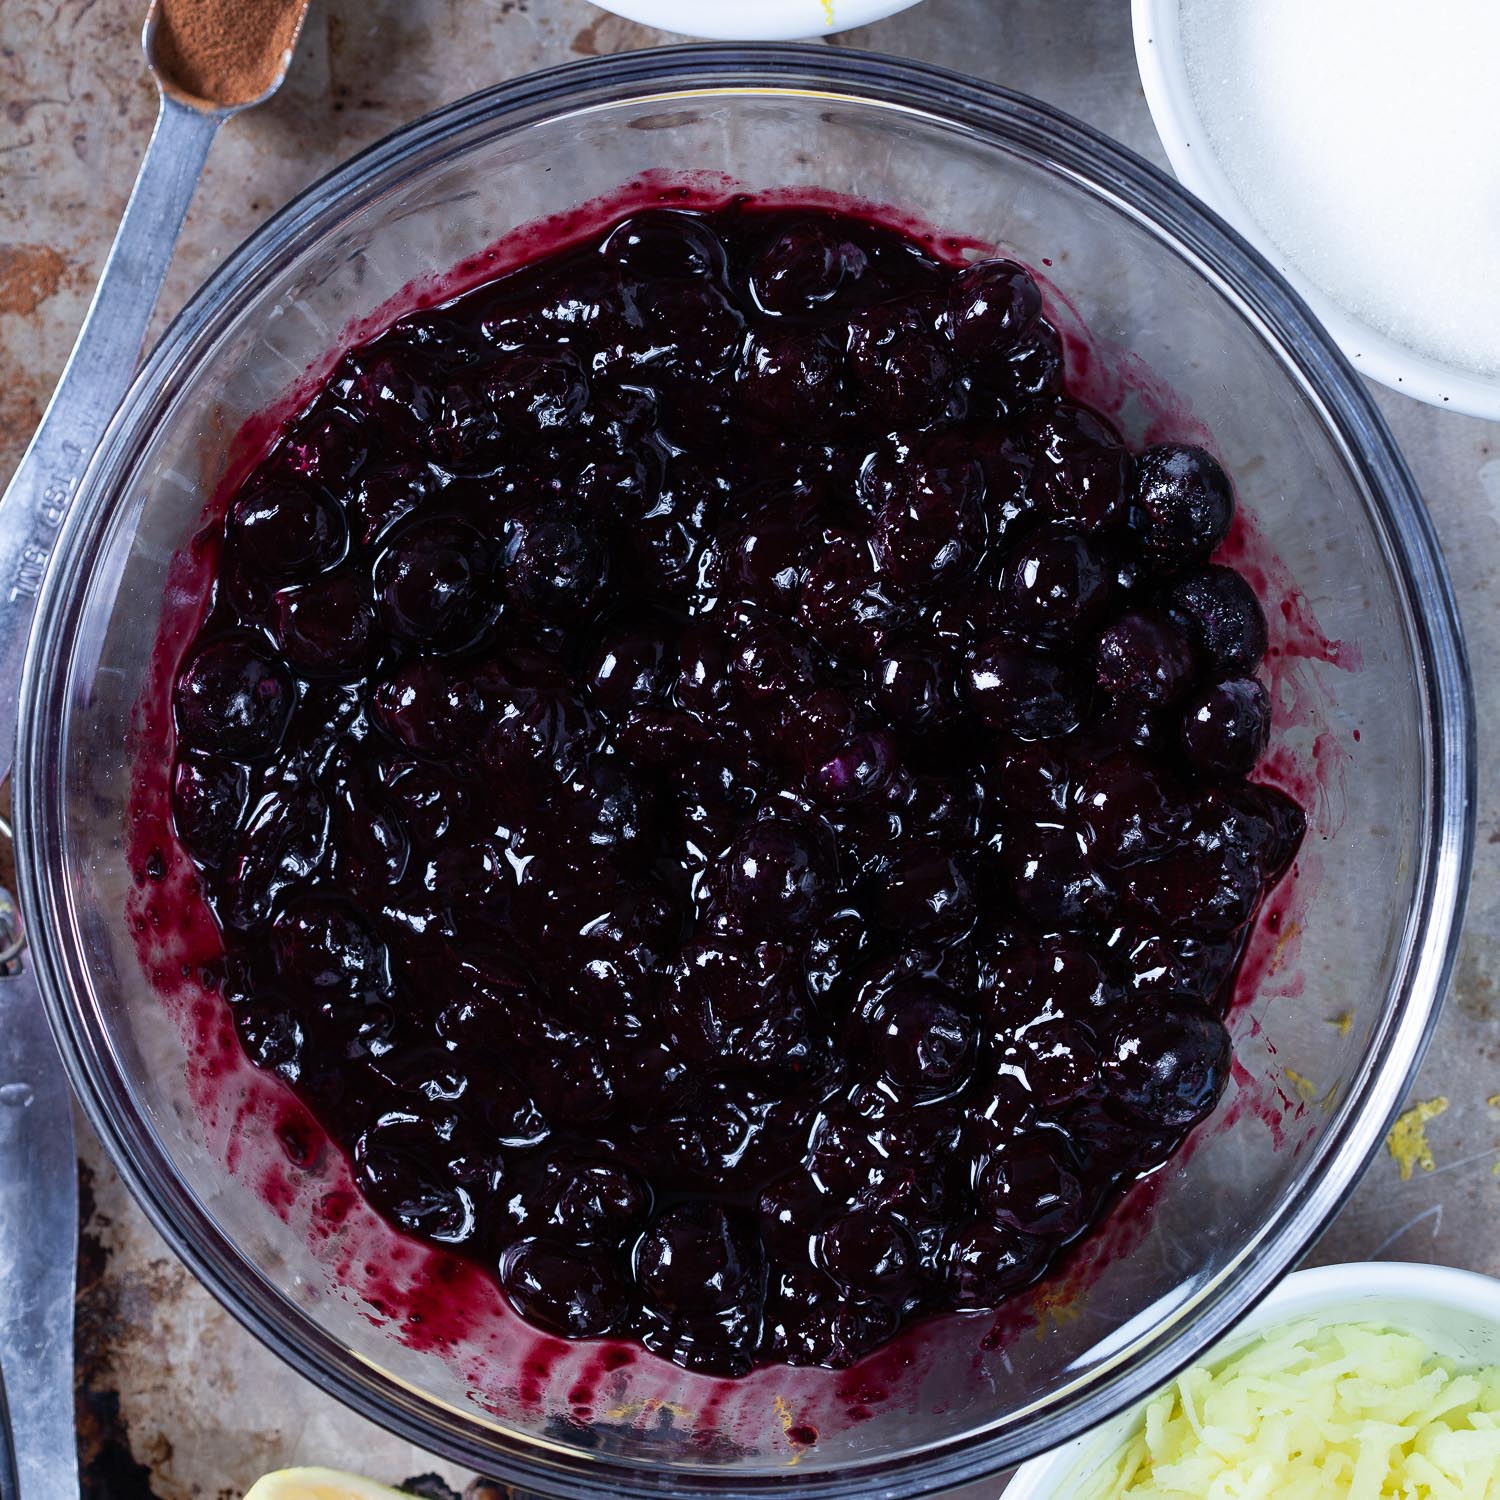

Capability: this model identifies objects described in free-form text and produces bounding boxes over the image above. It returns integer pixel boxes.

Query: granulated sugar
[1180,0,1500,378]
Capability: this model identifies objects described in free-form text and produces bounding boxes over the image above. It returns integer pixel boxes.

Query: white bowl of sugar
[1133,0,1500,419]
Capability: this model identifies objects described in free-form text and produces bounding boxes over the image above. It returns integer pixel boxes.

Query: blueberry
[601,210,727,280]
[374,518,491,644]
[500,1238,632,1337]
[1166,565,1269,674]
[1029,403,1131,533]
[174,633,294,757]
[846,299,960,427]
[870,978,977,1096]
[979,319,1064,407]
[503,505,611,620]
[1095,610,1195,705]
[966,638,1087,740]
[875,843,975,938]
[943,1222,1050,1308]
[739,329,843,427]
[978,1135,1088,1236]
[1130,444,1235,564]
[817,1210,916,1301]
[748,219,867,314]
[229,480,346,580]
[947,258,1043,365]
[1102,997,1231,1130]
[1179,676,1272,778]
[872,637,960,730]
[171,753,247,868]
[516,1154,651,1245]
[635,1203,759,1315]
[353,1115,480,1245]
[369,659,481,756]
[271,895,389,1001]
[666,939,817,1076]
[273,570,376,677]
[586,623,671,716]
[1000,528,1112,641]
[708,816,838,936]
[871,445,988,594]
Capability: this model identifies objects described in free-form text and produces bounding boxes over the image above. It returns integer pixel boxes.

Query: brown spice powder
[154,0,309,108]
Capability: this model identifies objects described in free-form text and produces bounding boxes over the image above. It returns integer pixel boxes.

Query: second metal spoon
[0,7,309,1497]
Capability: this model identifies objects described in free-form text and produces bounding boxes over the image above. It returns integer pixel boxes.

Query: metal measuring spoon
[0,6,310,1496]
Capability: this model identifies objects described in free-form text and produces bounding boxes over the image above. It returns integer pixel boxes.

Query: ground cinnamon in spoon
[153,0,309,108]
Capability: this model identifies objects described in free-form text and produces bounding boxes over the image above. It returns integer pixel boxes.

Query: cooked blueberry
[1000,528,1112,640]
[817,1210,916,1301]
[230,480,345,580]
[1166,565,1269,673]
[1179,676,1272,778]
[872,637,959,730]
[980,318,1064,407]
[876,843,975,938]
[500,1238,632,1337]
[1130,444,1235,564]
[1102,997,1231,1130]
[171,753,247,868]
[846,299,960,426]
[273,570,376,677]
[374,519,491,643]
[739,329,842,427]
[164,198,1299,1379]
[978,1135,1088,1236]
[601,210,727,280]
[1030,403,1131,532]
[966,638,1086,740]
[708,816,837,936]
[635,1203,759,1315]
[943,1222,1050,1308]
[871,444,987,593]
[503,505,610,620]
[587,624,671,715]
[947,258,1043,365]
[271,895,388,1001]
[354,1115,479,1245]
[748,219,867,314]
[1095,610,1195,705]
[869,978,977,1095]
[174,634,294,756]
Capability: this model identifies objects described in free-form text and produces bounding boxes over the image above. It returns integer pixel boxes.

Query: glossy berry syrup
[166,202,1305,1378]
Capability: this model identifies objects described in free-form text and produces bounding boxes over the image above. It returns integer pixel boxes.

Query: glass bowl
[14,45,1473,1499]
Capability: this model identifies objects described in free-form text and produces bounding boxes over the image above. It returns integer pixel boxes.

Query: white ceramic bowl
[1132,0,1500,420]
[1006,1261,1500,1498]
[590,0,923,41]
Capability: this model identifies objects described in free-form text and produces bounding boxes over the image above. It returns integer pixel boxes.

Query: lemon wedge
[243,1470,411,1500]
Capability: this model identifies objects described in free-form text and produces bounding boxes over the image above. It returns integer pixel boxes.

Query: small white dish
[1132,0,1500,420]
[1006,1260,1500,1498]
[589,0,923,41]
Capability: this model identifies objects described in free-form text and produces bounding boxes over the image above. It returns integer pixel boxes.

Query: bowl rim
[14,41,1476,1499]
[587,0,924,41]
[1003,1260,1500,1498]
[1131,0,1500,420]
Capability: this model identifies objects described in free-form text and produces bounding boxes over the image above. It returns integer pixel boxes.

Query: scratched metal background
[2,0,1497,1494]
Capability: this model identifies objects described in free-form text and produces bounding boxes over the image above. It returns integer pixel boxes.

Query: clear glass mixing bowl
[14,46,1473,1499]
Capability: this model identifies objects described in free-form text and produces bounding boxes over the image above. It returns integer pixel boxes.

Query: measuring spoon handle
[0,95,219,785]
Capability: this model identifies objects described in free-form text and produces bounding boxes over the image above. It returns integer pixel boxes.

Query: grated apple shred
[1079,1320,1500,1499]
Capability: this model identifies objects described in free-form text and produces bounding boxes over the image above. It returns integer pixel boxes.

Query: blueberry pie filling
[166,202,1304,1376]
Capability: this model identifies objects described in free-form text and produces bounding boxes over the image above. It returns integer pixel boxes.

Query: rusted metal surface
[2,0,1498,1494]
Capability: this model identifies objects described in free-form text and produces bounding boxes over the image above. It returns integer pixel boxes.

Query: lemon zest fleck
[1284,1067,1318,1101]
[1385,1096,1449,1181]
